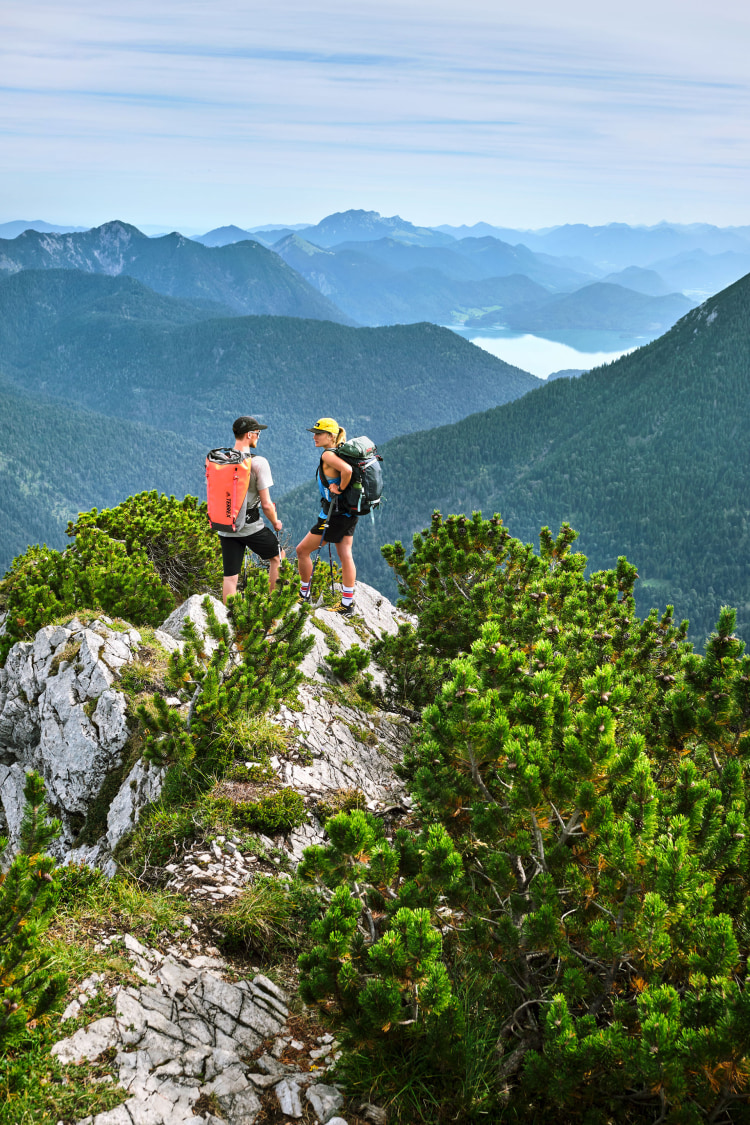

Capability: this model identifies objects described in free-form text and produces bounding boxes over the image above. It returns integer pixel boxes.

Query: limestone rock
[159,595,229,655]
[275,1075,305,1117]
[307,1082,345,1122]
[0,616,142,857]
[51,1017,120,1064]
[0,763,28,844]
[53,934,289,1125]
[107,759,167,852]
[299,581,410,687]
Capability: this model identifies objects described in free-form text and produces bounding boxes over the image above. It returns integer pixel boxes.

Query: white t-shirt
[217,453,274,538]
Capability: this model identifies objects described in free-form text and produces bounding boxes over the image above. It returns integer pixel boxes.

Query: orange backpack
[205,449,256,532]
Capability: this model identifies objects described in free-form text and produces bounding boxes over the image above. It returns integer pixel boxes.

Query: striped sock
[300,580,311,599]
[341,585,355,607]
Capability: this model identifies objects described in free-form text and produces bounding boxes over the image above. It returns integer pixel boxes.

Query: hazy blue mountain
[294,209,456,248]
[447,237,594,291]
[330,235,596,289]
[272,234,548,326]
[0,219,89,238]
[0,269,539,496]
[472,282,696,334]
[331,237,488,280]
[649,249,750,297]
[436,222,750,273]
[434,221,535,241]
[0,269,239,331]
[0,375,207,574]
[0,221,353,324]
[251,210,455,249]
[523,223,750,270]
[247,223,312,233]
[280,271,750,645]
[244,228,297,246]
[193,225,255,247]
[599,266,674,296]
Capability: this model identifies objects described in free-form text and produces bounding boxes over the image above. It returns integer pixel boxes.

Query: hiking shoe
[337,601,355,617]
[299,590,311,603]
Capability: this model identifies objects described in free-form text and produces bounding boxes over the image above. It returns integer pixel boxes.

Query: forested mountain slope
[0,221,353,323]
[0,270,539,496]
[281,273,750,644]
[0,378,206,573]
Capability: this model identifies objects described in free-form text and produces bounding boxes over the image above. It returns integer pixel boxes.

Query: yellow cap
[307,417,340,435]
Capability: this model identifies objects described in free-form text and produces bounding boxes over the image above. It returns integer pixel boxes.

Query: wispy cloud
[1,0,749,227]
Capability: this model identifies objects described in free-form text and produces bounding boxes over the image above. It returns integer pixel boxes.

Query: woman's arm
[321,450,352,494]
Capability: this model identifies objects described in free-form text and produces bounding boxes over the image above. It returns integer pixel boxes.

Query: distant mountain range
[270,234,552,327]
[270,233,692,332]
[242,210,457,249]
[280,271,750,645]
[435,220,750,269]
[4,212,748,332]
[0,222,353,324]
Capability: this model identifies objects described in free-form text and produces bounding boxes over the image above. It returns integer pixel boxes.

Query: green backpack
[323,436,384,515]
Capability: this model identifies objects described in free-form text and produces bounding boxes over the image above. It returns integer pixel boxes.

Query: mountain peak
[90,220,149,239]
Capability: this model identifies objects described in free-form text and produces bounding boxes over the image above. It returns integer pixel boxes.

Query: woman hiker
[295,417,357,616]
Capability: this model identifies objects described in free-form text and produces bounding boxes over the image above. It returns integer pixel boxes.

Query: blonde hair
[335,425,346,447]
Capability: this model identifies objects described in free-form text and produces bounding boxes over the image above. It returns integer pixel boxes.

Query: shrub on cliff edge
[0,492,221,663]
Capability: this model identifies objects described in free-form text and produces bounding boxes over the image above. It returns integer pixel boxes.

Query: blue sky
[2,0,748,231]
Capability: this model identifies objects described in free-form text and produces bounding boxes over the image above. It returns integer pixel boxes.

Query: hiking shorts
[310,512,358,543]
[219,527,280,576]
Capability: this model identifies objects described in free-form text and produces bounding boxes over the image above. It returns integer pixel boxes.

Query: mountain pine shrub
[140,562,314,772]
[0,772,66,1047]
[0,492,221,663]
[300,513,750,1123]
[70,492,221,601]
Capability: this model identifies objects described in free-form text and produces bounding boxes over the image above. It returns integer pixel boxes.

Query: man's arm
[258,487,282,531]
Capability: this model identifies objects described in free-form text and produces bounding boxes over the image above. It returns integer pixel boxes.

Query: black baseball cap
[232,416,268,436]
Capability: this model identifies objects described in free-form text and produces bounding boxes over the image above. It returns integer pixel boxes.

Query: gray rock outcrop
[0,617,144,863]
[51,932,347,1125]
[0,582,411,873]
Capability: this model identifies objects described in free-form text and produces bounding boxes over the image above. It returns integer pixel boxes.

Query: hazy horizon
[1,214,749,239]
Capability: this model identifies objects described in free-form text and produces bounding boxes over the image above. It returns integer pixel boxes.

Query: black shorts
[219,527,280,577]
[309,512,358,543]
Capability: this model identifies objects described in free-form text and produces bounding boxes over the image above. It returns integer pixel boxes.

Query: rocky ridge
[0,582,411,876]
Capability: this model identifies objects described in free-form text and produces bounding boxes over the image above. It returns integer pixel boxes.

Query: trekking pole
[328,540,335,601]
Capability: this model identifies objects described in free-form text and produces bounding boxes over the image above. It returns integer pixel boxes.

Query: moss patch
[310,614,341,653]
[49,640,81,677]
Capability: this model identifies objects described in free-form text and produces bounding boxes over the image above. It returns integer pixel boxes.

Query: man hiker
[295,417,357,616]
[218,416,284,602]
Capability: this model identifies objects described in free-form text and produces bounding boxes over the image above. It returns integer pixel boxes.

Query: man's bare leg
[223,574,239,603]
